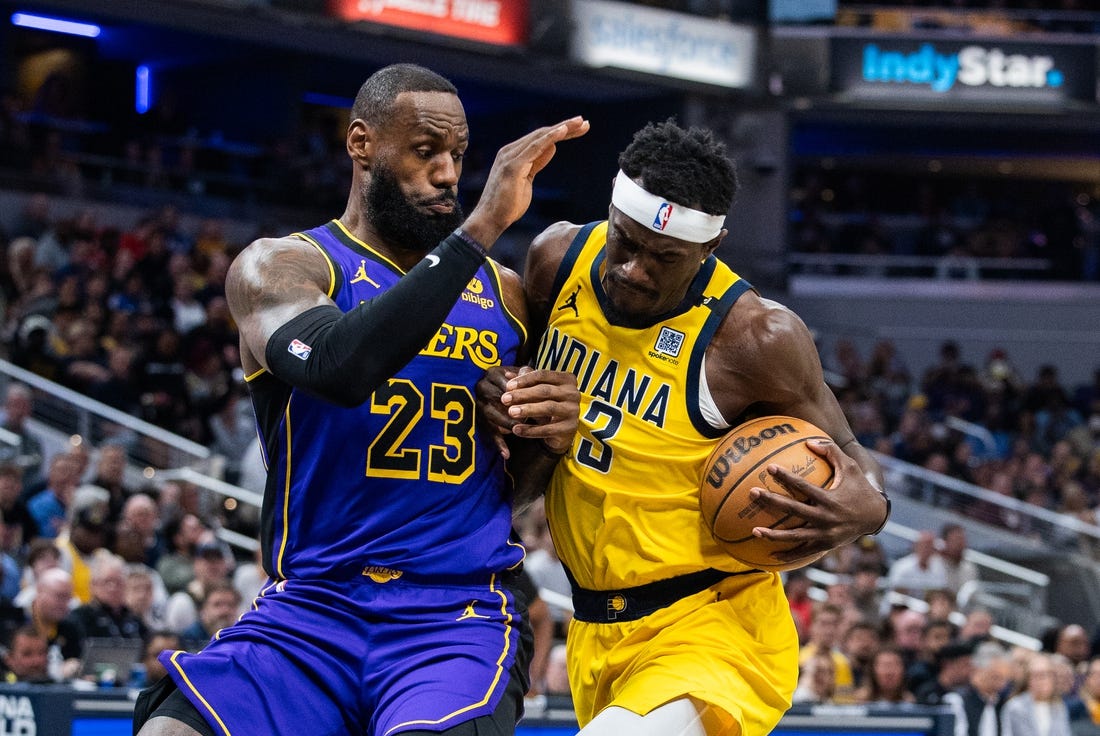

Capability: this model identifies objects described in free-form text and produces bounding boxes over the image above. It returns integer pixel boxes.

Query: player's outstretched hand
[747,439,889,564]
[462,117,589,247]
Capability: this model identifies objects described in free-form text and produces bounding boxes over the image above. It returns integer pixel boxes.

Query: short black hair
[617,119,737,216]
[352,64,458,128]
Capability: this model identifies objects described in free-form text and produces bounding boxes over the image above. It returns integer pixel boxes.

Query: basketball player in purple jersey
[134,64,586,736]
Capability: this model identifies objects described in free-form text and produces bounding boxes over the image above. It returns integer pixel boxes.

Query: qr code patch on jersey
[654,327,685,357]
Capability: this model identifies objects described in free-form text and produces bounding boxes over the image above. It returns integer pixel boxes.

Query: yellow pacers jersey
[538,221,755,591]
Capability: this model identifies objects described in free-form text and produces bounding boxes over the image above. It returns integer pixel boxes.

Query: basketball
[700,415,835,572]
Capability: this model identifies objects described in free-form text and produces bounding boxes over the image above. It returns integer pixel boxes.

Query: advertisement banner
[831,36,1096,104]
[570,0,756,89]
[330,0,527,47]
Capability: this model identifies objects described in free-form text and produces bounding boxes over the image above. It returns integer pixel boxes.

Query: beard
[364,164,465,253]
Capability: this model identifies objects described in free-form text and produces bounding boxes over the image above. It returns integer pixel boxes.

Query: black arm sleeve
[264,229,487,407]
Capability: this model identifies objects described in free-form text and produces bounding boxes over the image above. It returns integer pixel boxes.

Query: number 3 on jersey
[366,379,475,484]
[576,400,621,474]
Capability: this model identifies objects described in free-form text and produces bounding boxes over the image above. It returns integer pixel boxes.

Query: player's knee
[579,700,710,736]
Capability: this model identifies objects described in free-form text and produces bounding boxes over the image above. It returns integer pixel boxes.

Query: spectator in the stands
[207,384,255,486]
[785,568,814,641]
[120,493,164,568]
[164,538,232,634]
[137,327,194,438]
[125,564,168,632]
[179,579,240,650]
[939,523,980,601]
[853,646,917,705]
[24,567,81,680]
[1074,656,1100,733]
[907,618,958,694]
[887,530,949,600]
[0,539,18,606]
[544,642,571,700]
[27,451,83,539]
[156,513,205,595]
[888,607,928,672]
[59,317,110,395]
[959,607,997,646]
[925,588,959,624]
[1,625,50,683]
[56,485,112,604]
[65,550,147,642]
[0,383,44,491]
[800,602,855,702]
[0,463,35,552]
[942,641,1013,736]
[1056,624,1093,689]
[792,649,838,705]
[13,537,60,609]
[89,443,135,523]
[914,640,975,706]
[1001,651,1073,735]
[85,343,144,417]
[841,619,881,691]
[921,341,973,419]
[142,630,181,682]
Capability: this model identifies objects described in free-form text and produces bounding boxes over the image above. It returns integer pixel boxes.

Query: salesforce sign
[570,0,756,89]
[831,37,1096,104]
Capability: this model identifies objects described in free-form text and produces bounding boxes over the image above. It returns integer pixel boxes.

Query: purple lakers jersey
[246,220,527,582]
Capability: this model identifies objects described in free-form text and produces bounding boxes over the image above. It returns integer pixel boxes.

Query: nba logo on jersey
[652,202,673,231]
[288,339,313,360]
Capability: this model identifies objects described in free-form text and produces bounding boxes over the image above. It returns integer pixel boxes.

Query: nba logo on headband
[653,203,673,232]
[612,171,725,243]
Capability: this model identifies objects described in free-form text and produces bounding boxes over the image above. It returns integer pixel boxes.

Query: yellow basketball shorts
[566,571,798,735]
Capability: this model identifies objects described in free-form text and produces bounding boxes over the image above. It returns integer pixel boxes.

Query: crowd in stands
[789,169,1100,281]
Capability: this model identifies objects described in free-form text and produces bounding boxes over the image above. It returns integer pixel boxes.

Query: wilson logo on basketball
[705,421,800,489]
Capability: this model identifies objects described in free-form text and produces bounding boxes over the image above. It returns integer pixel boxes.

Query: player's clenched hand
[501,367,579,454]
[748,439,889,563]
[476,366,521,458]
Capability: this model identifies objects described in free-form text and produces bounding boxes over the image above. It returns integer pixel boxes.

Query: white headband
[611,170,725,243]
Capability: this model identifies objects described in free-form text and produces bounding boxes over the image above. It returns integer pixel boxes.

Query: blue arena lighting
[302,92,354,108]
[135,65,151,114]
[11,11,101,37]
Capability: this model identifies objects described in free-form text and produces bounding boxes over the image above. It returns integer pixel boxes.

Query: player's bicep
[226,238,334,372]
[749,309,855,444]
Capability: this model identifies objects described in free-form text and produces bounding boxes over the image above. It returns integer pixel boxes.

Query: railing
[876,451,1100,551]
[0,359,212,473]
[804,566,1044,651]
[787,253,1052,280]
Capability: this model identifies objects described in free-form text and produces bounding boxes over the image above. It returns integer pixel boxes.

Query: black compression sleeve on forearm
[264,229,487,407]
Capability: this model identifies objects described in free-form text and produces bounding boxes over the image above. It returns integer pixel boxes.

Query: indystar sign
[832,37,1096,104]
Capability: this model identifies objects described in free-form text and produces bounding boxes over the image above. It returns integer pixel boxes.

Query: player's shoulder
[227,234,331,294]
[489,258,523,294]
[531,220,585,253]
[233,234,315,268]
[719,292,814,354]
[526,221,586,286]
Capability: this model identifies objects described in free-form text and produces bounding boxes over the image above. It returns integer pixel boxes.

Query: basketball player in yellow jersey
[479,121,891,735]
